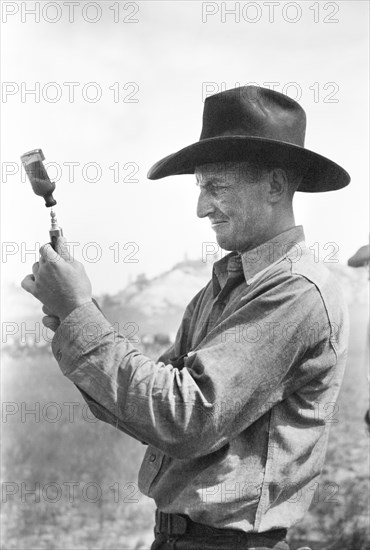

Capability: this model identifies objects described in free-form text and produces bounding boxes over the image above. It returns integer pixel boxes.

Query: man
[348,243,370,432]
[22,86,350,550]
[348,244,370,268]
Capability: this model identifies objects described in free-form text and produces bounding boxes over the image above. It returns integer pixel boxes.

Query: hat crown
[200,86,306,147]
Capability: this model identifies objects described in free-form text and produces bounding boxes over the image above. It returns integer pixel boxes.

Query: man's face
[195,162,271,253]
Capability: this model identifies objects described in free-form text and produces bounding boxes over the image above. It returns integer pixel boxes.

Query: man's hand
[42,304,61,333]
[21,236,93,322]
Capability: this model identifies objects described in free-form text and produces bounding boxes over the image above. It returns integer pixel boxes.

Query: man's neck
[237,221,296,255]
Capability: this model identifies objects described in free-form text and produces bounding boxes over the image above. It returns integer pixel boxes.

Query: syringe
[49,208,64,251]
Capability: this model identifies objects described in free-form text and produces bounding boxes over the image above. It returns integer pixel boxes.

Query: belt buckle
[168,513,188,536]
[156,511,188,536]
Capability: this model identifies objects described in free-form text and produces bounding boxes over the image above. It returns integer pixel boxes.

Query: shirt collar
[212,225,306,296]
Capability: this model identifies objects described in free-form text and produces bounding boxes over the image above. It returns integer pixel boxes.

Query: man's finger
[21,274,37,295]
[39,243,61,263]
[42,315,60,332]
[55,236,73,262]
[32,262,40,276]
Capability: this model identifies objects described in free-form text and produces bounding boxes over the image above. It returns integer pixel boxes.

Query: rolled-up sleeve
[52,274,335,459]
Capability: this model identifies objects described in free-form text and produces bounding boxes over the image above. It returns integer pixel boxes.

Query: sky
[1,0,369,294]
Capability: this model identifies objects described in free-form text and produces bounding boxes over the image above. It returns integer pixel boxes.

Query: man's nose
[197,189,214,219]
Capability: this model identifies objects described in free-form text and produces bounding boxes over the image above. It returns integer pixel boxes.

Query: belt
[155,510,287,544]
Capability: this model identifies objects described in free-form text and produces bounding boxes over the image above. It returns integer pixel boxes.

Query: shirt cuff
[51,301,113,376]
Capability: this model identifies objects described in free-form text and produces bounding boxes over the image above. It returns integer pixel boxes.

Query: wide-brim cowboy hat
[147,86,350,192]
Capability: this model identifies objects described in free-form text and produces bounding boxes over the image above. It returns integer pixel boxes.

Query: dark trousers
[150,533,290,550]
[151,511,290,550]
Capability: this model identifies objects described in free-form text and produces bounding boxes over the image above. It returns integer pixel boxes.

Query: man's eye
[208,184,219,192]
[211,185,226,195]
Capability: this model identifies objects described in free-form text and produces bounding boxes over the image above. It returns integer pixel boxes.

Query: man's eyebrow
[195,178,227,187]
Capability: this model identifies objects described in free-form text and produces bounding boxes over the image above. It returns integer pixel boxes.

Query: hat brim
[147,136,350,192]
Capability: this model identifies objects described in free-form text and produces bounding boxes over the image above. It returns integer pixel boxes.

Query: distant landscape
[1,259,369,550]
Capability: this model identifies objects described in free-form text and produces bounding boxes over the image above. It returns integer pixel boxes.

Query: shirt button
[56,349,62,361]
[149,454,156,462]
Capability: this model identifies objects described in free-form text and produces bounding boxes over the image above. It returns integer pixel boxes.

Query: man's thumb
[55,237,73,262]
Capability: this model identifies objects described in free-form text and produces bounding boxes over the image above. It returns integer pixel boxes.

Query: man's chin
[212,223,239,251]
[214,234,235,252]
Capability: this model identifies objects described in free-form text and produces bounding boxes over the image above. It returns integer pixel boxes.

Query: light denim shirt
[52,226,349,533]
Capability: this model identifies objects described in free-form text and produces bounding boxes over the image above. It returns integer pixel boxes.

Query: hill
[2,259,368,349]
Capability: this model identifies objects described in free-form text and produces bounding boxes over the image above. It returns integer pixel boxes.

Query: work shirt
[52,225,349,533]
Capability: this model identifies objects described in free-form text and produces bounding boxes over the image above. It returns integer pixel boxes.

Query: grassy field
[1,305,369,550]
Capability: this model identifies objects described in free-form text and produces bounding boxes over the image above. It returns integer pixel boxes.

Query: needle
[50,208,58,229]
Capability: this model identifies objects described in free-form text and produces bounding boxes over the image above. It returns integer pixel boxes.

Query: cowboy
[22,86,350,550]
[348,243,370,432]
[348,244,370,269]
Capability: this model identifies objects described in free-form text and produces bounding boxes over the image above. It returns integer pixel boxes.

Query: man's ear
[268,168,288,202]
